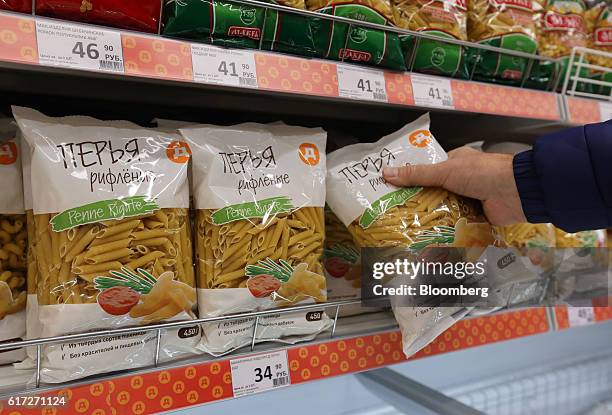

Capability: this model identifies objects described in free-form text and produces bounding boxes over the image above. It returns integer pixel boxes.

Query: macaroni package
[35,0,162,33]
[306,0,406,69]
[393,0,469,77]
[0,0,31,13]
[467,0,538,84]
[182,123,331,355]
[14,107,199,383]
[0,119,26,365]
[326,114,493,357]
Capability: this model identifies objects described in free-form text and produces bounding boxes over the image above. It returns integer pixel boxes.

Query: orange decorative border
[384,72,415,106]
[1,308,550,415]
[0,14,38,65]
[565,97,602,124]
[122,35,193,81]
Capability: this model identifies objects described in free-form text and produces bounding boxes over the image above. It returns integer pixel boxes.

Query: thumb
[382,163,450,188]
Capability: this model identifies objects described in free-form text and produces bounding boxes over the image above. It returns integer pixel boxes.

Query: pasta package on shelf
[585,2,612,95]
[0,119,26,365]
[35,0,162,33]
[393,0,469,77]
[182,123,332,356]
[306,0,406,69]
[467,0,538,84]
[13,107,200,384]
[326,114,494,358]
[0,0,31,13]
[529,0,589,90]
[164,0,321,56]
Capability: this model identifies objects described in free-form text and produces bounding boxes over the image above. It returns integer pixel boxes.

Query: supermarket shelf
[0,11,575,134]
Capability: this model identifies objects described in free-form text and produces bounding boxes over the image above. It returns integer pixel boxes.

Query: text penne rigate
[326,113,493,358]
[182,123,331,355]
[14,107,200,383]
[0,119,27,365]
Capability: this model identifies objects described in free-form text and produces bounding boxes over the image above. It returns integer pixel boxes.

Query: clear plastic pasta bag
[326,113,494,357]
[182,123,332,356]
[0,119,26,365]
[14,107,200,383]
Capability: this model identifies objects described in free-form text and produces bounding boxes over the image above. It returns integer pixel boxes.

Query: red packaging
[35,0,161,33]
[0,0,33,13]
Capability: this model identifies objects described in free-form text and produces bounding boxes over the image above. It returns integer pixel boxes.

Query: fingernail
[383,167,398,178]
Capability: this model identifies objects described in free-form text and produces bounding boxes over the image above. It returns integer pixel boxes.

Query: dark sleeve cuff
[513,150,550,223]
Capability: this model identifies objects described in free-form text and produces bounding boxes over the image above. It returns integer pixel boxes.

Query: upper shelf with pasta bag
[13,107,199,383]
[181,122,331,356]
[326,113,494,252]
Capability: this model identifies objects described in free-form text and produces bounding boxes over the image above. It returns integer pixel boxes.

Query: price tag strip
[35,19,124,73]
[599,101,612,122]
[230,350,290,398]
[567,306,595,327]
[411,74,454,109]
[192,44,258,88]
[337,64,388,102]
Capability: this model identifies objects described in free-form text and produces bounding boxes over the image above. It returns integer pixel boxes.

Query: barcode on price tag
[337,64,388,102]
[230,350,290,398]
[411,74,454,109]
[568,306,595,327]
[599,102,612,122]
[35,19,124,73]
[192,44,258,88]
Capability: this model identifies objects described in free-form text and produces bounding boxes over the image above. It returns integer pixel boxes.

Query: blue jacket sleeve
[513,119,612,233]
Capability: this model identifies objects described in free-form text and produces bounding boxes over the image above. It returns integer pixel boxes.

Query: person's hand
[382,147,526,226]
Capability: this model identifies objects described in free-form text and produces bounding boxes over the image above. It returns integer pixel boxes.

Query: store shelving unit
[0,5,611,414]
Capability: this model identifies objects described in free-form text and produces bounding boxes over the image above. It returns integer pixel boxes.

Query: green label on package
[359,187,422,229]
[211,196,294,225]
[476,33,537,81]
[50,196,159,232]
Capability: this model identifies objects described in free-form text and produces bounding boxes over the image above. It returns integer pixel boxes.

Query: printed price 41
[337,64,388,102]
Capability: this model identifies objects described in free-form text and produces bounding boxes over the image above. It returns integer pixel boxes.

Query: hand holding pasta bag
[326,114,494,358]
[13,107,199,383]
[0,119,26,365]
[181,123,331,356]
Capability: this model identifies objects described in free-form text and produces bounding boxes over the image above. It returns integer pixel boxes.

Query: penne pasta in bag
[14,107,199,383]
[326,113,493,358]
[182,122,331,355]
[0,119,26,365]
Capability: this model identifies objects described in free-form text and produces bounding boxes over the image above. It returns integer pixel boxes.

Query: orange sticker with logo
[166,141,191,164]
[0,141,18,165]
[298,143,320,166]
[408,130,432,148]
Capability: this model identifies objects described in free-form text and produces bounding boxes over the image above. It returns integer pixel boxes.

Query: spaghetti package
[14,107,199,383]
[164,0,320,56]
[0,0,31,13]
[306,0,406,69]
[467,0,538,83]
[0,119,26,365]
[326,114,494,357]
[182,123,332,355]
[393,0,469,77]
[35,0,162,33]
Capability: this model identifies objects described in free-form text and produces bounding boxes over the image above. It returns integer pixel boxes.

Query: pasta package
[0,119,26,365]
[495,223,556,248]
[467,0,538,83]
[326,114,493,357]
[306,0,406,69]
[182,123,331,355]
[35,0,161,33]
[555,227,606,248]
[0,0,31,13]
[14,107,200,383]
[393,0,469,77]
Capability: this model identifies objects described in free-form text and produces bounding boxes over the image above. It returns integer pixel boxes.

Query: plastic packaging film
[181,122,332,356]
[0,118,26,365]
[13,107,199,383]
[0,0,31,12]
[326,113,494,357]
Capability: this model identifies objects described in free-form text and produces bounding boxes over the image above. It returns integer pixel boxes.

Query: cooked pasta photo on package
[182,122,331,356]
[0,119,26,365]
[326,114,494,358]
[393,0,469,77]
[467,0,538,84]
[306,0,406,69]
[13,107,200,383]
